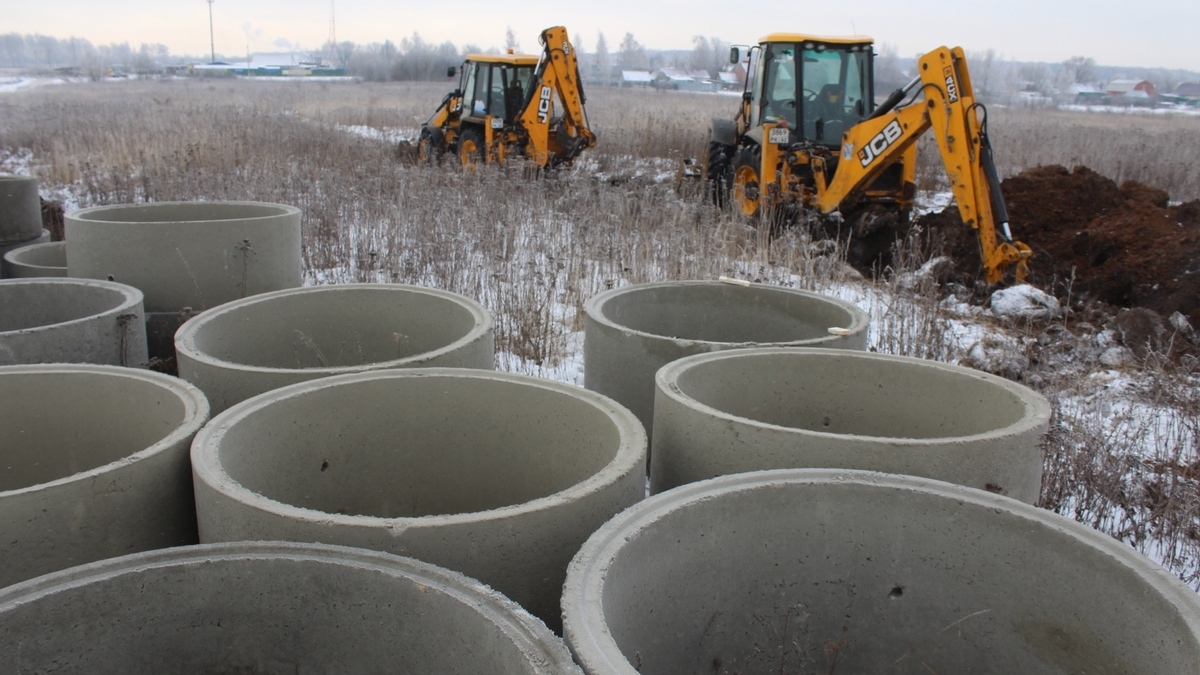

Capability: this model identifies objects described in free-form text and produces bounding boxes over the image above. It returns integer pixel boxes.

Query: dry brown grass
[2,77,1198,588]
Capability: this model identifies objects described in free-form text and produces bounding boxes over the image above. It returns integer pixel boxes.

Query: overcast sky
[8,0,1199,71]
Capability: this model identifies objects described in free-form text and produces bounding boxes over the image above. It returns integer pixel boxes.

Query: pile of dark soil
[919,165,1200,328]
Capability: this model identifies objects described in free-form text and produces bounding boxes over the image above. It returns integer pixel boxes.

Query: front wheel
[731,146,764,218]
[458,127,485,170]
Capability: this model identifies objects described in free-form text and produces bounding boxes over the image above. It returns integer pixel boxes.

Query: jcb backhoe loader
[704,34,1032,283]
[417,26,596,169]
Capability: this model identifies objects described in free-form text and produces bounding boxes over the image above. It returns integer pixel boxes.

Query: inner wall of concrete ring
[176,284,495,414]
[0,229,52,277]
[562,469,1200,675]
[191,368,647,631]
[0,364,210,588]
[0,175,44,243]
[3,241,66,278]
[650,347,1050,503]
[0,278,148,367]
[0,542,583,674]
[583,280,869,436]
[65,201,302,314]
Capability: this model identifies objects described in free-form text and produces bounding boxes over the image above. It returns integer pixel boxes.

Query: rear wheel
[458,127,485,170]
[705,136,734,208]
[732,146,764,218]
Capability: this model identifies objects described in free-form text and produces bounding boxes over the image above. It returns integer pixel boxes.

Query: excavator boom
[520,26,596,166]
[823,47,1031,282]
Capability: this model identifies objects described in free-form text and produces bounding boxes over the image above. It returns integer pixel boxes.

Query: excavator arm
[817,47,1032,283]
[518,26,596,167]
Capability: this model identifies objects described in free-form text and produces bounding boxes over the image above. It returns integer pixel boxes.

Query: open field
[2,77,1198,588]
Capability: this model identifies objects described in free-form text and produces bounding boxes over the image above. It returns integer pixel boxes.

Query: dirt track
[920,165,1200,329]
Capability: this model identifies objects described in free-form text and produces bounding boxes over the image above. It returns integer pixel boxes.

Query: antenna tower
[207,0,216,64]
[325,0,337,67]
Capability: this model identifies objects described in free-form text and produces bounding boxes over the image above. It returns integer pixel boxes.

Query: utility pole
[326,0,337,68]
[207,0,216,64]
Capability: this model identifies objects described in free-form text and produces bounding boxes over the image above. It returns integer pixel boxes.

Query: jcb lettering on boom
[857,120,903,168]
[537,86,553,124]
[944,67,959,102]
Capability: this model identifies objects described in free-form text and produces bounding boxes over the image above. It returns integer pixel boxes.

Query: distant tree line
[3,31,1195,93]
[0,33,173,76]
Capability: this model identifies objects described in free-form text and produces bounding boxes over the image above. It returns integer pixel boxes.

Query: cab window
[762,46,797,129]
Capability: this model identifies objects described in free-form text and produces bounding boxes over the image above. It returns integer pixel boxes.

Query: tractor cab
[736,34,874,146]
[458,53,539,125]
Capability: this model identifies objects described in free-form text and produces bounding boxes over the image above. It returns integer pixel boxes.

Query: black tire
[417,126,444,165]
[457,127,485,169]
[731,145,763,218]
[705,136,734,208]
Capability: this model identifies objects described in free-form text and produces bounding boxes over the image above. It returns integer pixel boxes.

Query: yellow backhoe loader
[417,26,595,169]
[704,34,1032,283]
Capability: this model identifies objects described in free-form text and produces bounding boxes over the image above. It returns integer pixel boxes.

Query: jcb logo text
[858,120,903,167]
[537,86,553,124]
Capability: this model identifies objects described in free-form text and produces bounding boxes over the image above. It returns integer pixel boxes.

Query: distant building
[1175,82,1200,98]
[655,68,717,92]
[620,70,654,87]
[190,52,345,77]
[716,69,743,90]
[1105,79,1156,98]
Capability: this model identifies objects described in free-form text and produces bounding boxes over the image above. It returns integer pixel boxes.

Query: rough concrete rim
[191,367,647,527]
[656,346,1052,446]
[561,468,1200,675]
[174,283,494,376]
[0,540,580,674]
[2,240,66,274]
[0,363,210,498]
[0,278,144,335]
[584,280,870,347]
[68,200,301,224]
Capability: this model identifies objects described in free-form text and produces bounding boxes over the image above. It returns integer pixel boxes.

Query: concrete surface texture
[2,240,66,278]
[0,364,210,588]
[176,284,495,414]
[191,368,647,630]
[562,469,1200,675]
[65,201,302,313]
[584,280,868,435]
[0,277,149,367]
[0,175,43,243]
[0,542,583,674]
[650,347,1051,503]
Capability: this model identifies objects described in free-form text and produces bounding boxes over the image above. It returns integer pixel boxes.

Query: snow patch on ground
[989,284,1062,320]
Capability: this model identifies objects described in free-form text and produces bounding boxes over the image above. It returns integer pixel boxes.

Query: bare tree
[874,42,907,93]
[690,36,711,72]
[618,32,647,70]
[1062,55,1098,85]
[975,48,997,97]
[505,27,520,53]
[1019,62,1050,93]
[594,32,610,85]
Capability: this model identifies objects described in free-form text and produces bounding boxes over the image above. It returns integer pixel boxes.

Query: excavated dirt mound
[918,165,1200,328]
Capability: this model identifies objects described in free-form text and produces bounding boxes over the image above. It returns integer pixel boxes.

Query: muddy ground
[917,165,1200,334]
